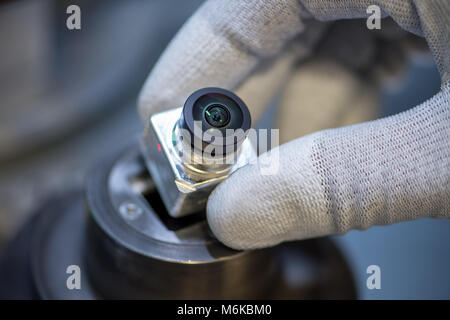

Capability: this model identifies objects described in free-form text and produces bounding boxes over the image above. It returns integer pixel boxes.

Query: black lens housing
[179,88,251,154]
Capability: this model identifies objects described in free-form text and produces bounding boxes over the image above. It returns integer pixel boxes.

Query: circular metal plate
[23,192,356,299]
[0,144,356,299]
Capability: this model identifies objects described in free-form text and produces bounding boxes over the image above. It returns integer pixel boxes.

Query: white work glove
[138,0,450,249]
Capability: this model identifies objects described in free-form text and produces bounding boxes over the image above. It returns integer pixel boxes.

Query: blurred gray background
[0,0,448,299]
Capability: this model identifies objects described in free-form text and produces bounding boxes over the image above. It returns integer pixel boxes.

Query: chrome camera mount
[141,87,257,217]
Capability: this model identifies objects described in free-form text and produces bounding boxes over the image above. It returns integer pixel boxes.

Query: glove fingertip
[206,167,285,250]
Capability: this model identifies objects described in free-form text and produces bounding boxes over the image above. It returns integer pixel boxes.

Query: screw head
[119,202,143,220]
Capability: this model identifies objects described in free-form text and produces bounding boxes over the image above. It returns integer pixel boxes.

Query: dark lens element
[204,104,230,128]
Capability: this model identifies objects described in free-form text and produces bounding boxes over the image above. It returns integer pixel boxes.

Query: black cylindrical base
[0,144,357,299]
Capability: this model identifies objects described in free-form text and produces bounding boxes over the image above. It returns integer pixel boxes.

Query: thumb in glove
[208,86,450,249]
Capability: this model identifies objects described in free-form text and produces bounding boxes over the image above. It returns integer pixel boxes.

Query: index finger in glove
[137,0,305,121]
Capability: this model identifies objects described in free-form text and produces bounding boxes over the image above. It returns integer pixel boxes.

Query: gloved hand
[138,0,450,249]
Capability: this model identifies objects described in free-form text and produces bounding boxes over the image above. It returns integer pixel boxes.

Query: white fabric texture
[208,86,449,249]
[138,0,450,249]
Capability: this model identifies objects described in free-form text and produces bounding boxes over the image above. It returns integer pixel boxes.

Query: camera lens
[204,104,230,128]
[179,88,251,154]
